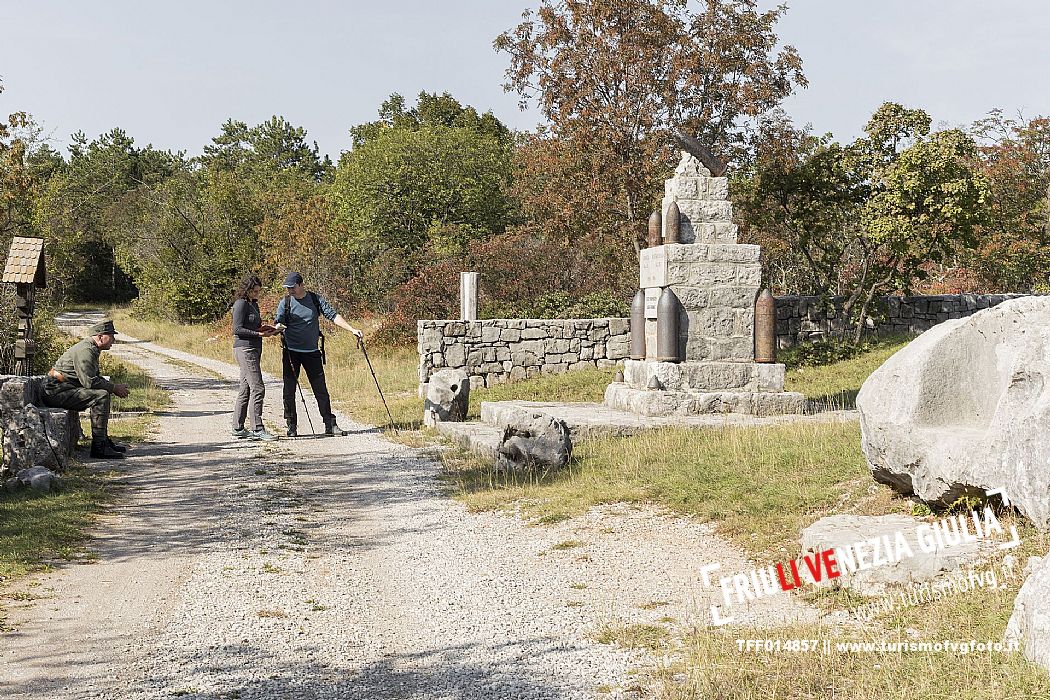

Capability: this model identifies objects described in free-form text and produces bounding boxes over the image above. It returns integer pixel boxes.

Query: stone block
[446,321,466,336]
[670,263,739,287]
[708,286,758,309]
[423,369,469,427]
[608,318,629,335]
[521,328,546,340]
[682,222,738,244]
[481,325,501,342]
[545,338,570,354]
[445,343,466,368]
[606,335,630,359]
[500,327,521,342]
[673,198,734,224]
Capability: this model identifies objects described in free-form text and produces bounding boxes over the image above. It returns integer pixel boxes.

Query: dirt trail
[0,315,813,699]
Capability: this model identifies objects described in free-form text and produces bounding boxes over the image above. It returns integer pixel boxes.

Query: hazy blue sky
[1,1,1047,159]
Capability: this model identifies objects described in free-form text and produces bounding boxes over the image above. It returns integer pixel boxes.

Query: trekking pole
[297,379,316,435]
[357,336,398,435]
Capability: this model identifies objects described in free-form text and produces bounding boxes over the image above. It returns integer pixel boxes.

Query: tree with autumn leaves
[496,0,806,259]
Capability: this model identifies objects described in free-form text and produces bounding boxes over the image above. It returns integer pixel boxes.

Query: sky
[1,1,1048,160]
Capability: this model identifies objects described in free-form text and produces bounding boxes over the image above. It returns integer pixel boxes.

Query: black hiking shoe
[324,422,348,437]
[106,438,127,453]
[90,438,125,459]
[286,424,298,438]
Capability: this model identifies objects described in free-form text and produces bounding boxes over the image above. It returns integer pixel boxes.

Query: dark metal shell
[647,210,662,248]
[664,202,681,244]
[630,289,646,360]
[754,289,776,363]
[655,288,681,362]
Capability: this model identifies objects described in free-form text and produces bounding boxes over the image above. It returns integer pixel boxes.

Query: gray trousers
[233,346,265,431]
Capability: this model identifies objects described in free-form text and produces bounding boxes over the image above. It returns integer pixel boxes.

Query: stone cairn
[604,151,805,416]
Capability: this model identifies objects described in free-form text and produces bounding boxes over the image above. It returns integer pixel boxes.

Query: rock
[495,410,571,472]
[857,296,1050,527]
[1,375,77,476]
[800,514,989,595]
[1006,552,1050,670]
[16,465,61,493]
[423,369,470,428]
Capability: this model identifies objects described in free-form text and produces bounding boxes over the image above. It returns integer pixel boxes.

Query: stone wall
[775,293,1031,348]
[418,319,630,389]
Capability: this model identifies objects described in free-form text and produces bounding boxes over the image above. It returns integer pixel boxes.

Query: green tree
[737,103,990,341]
[202,116,332,181]
[330,93,514,304]
[33,128,180,302]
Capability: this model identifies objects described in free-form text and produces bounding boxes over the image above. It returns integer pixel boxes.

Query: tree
[964,111,1050,291]
[33,128,180,302]
[202,116,332,181]
[331,94,514,265]
[737,103,990,341]
[735,111,866,297]
[496,0,805,253]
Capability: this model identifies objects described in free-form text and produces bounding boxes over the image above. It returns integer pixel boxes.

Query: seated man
[41,319,130,459]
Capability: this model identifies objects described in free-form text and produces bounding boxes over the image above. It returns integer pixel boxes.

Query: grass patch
[596,622,672,651]
[0,464,114,583]
[468,366,618,418]
[783,335,913,408]
[551,539,584,550]
[444,420,906,558]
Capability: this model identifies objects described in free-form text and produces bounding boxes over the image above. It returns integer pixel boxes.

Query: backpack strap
[309,291,327,364]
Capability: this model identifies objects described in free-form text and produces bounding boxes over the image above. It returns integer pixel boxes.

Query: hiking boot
[106,438,128,453]
[286,424,297,438]
[324,422,348,437]
[250,428,278,442]
[90,438,125,459]
[231,427,250,439]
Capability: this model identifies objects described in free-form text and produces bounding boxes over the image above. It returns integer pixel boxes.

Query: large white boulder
[857,296,1050,527]
[423,369,470,427]
[1006,554,1050,669]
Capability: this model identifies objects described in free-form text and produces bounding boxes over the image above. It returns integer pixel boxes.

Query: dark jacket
[232,298,263,351]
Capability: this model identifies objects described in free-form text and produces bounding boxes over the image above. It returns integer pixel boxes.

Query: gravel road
[1,319,813,699]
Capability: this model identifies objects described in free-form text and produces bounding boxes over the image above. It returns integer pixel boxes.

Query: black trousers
[282,349,335,429]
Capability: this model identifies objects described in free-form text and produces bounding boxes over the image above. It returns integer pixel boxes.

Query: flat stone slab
[605,383,806,417]
[483,400,854,438]
[435,421,502,458]
[801,514,993,596]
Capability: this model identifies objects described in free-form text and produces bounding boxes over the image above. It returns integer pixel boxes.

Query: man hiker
[41,319,130,459]
[275,272,363,437]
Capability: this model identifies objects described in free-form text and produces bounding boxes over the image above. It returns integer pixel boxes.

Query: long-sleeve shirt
[274,292,337,353]
[231,298,263,350]
[52,338,114,392]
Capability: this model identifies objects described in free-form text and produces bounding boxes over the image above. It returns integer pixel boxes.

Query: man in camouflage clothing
[41,319,130,459]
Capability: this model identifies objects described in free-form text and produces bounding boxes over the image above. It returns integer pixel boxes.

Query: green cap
[88,319,118,336]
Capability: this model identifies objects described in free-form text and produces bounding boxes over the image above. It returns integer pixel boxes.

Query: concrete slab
[437,401,858,457]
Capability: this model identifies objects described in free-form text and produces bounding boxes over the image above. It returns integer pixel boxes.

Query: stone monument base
[605,359,805,417]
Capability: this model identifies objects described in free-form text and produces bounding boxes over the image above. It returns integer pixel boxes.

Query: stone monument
[604,147,805,416]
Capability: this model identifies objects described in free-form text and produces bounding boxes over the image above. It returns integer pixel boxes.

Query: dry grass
[443,419,906,557]
[661,525,1050,698]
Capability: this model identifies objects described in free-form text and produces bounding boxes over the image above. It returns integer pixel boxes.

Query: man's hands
[113,383,131,399]
[259,323,281,338]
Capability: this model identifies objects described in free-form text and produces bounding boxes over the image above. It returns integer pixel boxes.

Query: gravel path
[1,320,814,699]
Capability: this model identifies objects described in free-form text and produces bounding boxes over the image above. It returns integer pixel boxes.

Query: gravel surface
[2,319,814,699]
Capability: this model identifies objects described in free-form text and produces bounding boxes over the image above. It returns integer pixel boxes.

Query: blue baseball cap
[283,271,304,288]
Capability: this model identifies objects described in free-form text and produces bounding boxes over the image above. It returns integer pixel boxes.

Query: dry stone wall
[775,293,1031,347]
[418,294,1037,387]
[418,319,629,389]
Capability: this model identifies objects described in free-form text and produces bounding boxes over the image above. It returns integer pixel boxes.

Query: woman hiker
[231,274,279,441]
